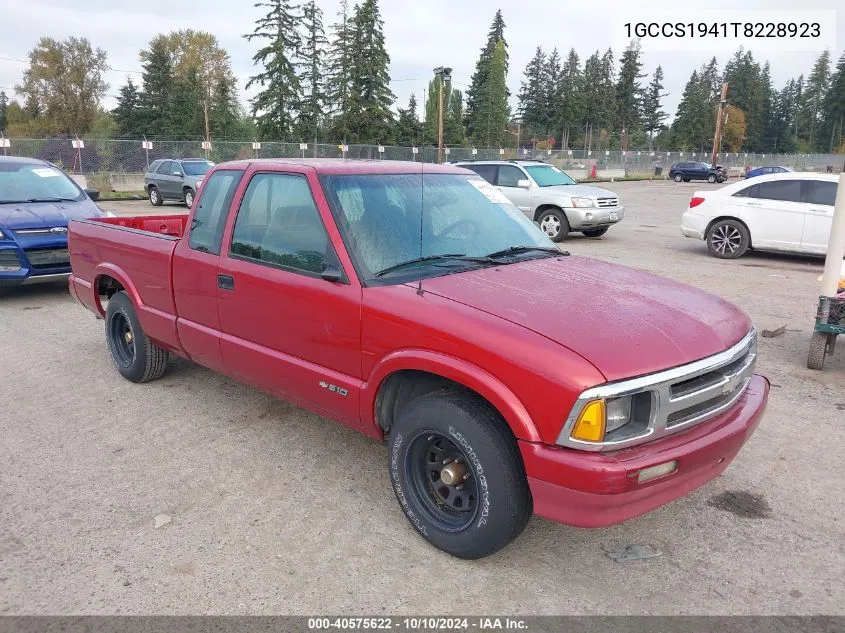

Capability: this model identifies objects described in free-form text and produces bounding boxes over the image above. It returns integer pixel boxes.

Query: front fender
[361,349,541,442]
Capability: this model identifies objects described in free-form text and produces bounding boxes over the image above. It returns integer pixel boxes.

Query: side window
[148,160,161,174]
[465,164,497,184]
[497,165,524,187]
[231,173,330,276]
[171,162,184,176]
[156,161,172,175]
[803,180,837,206]
[188,169,243,254]
[733,185,754,198]
[754,180,802,203]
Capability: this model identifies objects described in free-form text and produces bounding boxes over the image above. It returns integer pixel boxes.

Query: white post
[820,166,845,297]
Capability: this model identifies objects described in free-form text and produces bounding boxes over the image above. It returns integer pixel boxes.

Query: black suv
[668,161,726,184]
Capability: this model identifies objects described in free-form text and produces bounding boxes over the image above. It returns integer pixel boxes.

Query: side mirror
[517,179,531,189]
[321,265,344,283]
[84,188,100,202]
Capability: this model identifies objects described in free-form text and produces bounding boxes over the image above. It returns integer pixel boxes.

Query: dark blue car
[0,157,108,286]
[744,165,791,178]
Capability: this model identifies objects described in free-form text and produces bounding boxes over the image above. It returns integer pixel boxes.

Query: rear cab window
[188,169,244,254]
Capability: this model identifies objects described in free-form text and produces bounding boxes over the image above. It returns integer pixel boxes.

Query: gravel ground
[1,180,843,615]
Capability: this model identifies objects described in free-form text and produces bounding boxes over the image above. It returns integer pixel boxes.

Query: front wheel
[707,219,750,259]
[184,189,195,208]
[707,174,717,183]
[537,208,570,242]
[105,291,169,383]
[387,390,532,559]
[582,227,609,238]
[807,331,831,370]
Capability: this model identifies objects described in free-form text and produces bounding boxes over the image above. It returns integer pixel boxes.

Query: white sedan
[681,172,839,259]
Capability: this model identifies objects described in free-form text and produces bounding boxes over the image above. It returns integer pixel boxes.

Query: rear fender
[362,349,541,442]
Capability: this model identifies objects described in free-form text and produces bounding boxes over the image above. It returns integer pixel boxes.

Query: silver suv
[144,158,214,208]
[455,160,625,242]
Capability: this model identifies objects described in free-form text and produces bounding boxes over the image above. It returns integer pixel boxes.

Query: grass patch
[98,191,146,200]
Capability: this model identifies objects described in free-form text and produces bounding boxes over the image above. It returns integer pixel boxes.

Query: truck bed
[90,214,189,237]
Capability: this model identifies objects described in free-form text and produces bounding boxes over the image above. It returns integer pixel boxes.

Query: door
[693,162,709,180]
[735,179,806,251]
[216,170,363,426]
[167,161,186,199]
[153,160,173,196]
[495,164,534,215]
[172,168,245,370]
[801,179,838,254]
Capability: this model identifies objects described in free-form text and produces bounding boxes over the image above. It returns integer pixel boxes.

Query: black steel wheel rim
[405,431,479,532]
[109,312,135,367]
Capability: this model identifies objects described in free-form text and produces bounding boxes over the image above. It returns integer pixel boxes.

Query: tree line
[0,2,843,154]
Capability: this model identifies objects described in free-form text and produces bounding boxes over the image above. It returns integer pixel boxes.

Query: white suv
[455,160,625,242]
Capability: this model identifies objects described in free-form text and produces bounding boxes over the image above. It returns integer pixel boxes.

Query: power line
[0,55,143,75]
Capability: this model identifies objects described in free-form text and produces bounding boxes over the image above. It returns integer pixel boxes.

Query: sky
[1,0,842,129]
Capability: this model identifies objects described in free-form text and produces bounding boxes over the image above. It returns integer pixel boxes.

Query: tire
[707,174,717,183]
[673,173,683,182]
[387,389,532,559]
[148,186,163,207]
[537,208,570,242]
[707,219,750,259]
[105,291,169,383]
[807,331,829,370]
[582,227,609,238]
[184,188,195,208]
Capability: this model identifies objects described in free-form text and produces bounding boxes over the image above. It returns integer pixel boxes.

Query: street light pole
[433,66,452,164]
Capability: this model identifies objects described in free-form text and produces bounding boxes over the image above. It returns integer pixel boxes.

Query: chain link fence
[1,137,841,188]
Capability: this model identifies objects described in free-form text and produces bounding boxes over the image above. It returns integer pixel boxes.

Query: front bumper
[0,239,71,286]
[567,205,625,230]
[519,374,769,528]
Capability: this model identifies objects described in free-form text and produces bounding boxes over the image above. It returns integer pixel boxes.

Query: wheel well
[375,370,505,436]
[705,216,751,247]
[183,185,194,192]
[534,204,565,222]
[96,275,125,300]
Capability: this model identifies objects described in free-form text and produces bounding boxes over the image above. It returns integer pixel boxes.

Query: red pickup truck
[69,159,769,559]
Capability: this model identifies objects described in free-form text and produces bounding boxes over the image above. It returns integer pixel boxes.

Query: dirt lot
[1,180,844,615]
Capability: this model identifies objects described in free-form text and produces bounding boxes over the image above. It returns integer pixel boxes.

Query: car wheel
[537,208,570,242]
[148,186,163,207]
[184,189,195,208]
[673,174,683,182]
[582,227,609,238]
[707,219,750,259]
[387,389,532,559]
[707,174,717,183]
[105,291,169,383]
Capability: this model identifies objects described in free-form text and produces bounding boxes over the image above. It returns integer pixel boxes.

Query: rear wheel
[148,186,163,207]
[582,227,609,238]
[807,331,830,370]
[537,208,570,242]
[387,390,532,559]
[105,291,169,383]
[707,219,750,259]
[673,174,683,182]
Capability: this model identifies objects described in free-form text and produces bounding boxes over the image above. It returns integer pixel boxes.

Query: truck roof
[218,158,472,176]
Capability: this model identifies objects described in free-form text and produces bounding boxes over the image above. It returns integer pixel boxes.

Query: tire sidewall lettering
[447,426,490,529]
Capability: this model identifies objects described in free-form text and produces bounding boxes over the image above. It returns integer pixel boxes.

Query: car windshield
[182,161,214,176]
[0,162,84,203]
[321,173,556,284]
[523,165,576,187]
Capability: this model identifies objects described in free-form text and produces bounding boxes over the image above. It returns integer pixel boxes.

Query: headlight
[571,197,594,208]
[605,396,632,432]
[196,180,203,189]
[0,229,5,239]
[570,393,650,443]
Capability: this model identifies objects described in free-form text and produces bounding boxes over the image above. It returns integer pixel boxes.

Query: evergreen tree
[615,40,645,149]
[169,68,205,138]
[424,76,457,145]
[642,66,668,150]
[140,37,176,135]
[472,39,509,147]
[209,78,242,138]
[113,78,143,138]
[465,10,507,139]
[347,0,394,143]
[799,49,831,150]
[0,91,8,133]
[671,69,713,150]
[445,89,465,145]
[554,49,582,149]
[244,0,303,139]
[326,0,354,142]
[297,0,328,144]
[516,47,547,140]
[542,48,562,143]
[820,51,845,152]
[394,93,423,146]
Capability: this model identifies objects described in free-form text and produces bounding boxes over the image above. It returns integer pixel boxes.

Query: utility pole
[202,99,211,159]
[433,66,452,163]
[710,82,729,167]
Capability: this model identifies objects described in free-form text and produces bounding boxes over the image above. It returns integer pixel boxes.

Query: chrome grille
[595,197,618,208]
[25,248,70,269]
[557,330,758,452]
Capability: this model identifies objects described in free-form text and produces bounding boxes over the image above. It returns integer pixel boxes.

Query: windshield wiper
[374,253,494,277]
[484,245,565,259]
[23,197,79,203]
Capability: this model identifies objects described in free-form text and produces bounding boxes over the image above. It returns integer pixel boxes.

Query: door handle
[217,274,235,291]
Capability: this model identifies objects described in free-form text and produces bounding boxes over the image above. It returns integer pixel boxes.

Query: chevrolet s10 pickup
[69,159,769,559]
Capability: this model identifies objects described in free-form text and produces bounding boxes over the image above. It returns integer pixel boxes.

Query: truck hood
[0,198,103,230]
[417,256,751,382]
[542,183,617,199]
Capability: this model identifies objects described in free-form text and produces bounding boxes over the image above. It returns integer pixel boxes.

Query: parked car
[0,156,107,286]
[69,159,768,559]
[745,165,791,179]
[144,158,214,208]
[669,161,726,184]
[454,159,624,241]
[681,172,839,258]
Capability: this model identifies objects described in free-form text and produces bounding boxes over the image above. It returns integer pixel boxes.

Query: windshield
[0,163,84,203]
[321,173,555,283]
[523,165,576,187]
[182,161,214,176]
